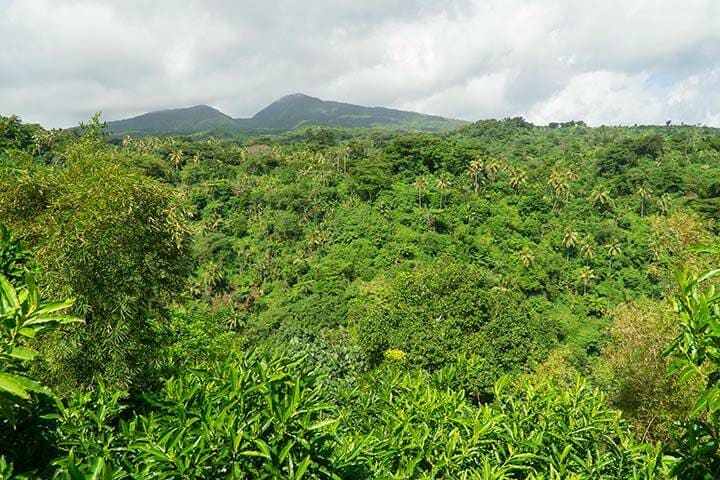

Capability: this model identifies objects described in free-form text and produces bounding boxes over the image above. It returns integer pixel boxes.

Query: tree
[576,266,596,295]
[590,187,612,209]
[509,169,527,192]
[658,194,672,215]
[603,301,701,443]
[517,247,535,269]
[580,239,595,260]
[562,227,579,260]
[467,159,483,193]
[0,143,193,389]
[414,176,429,208]
[547,170,571,208]
[484,158,499,181]
[606,242,623,275]
[168,149,184,170]
[435,173,452,208]
[637,186,652,217]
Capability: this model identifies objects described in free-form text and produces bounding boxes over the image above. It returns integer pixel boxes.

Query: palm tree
[562,227,579,260]
[517,247,535,269]
[484,158,499,181]
[467,159,483,193]
[548,170,570,208]
[436,174,452,208]
[577,266,596,295]
[580,240,595,260]
[414,176,429,208]
[606,242,623,275]
[340,145,351,173]
[658,193,672,215]
[590,187,612,208]
[637,186,652,216]
[168,149,184,170]
[121,135,132,148]
[200,261,224,296]
[509,169,528,192]
[192,153,202,164]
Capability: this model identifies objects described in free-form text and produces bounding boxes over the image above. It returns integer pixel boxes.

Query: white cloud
[0,0,719,127]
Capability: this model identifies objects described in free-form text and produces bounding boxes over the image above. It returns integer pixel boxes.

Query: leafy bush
[51,350,357,479]
[353,261,558,391]
[664,247,720,478]
[0,143,193,390]
[0,247,82,475]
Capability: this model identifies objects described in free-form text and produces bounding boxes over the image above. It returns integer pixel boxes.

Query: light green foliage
[664,247,720,477]
[342,366,667,478]
[2,114,720,477]
[49,351,667,479]
[0,272,81,408]
[0,127,193,390]
[600,301,701,442]
[353,261,558,393]
[51,351,354,479]
[0,251,82,474]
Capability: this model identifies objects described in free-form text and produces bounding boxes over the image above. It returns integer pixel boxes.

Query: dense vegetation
[1,111,720,478]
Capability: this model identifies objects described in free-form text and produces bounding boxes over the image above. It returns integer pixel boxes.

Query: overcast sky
[2,0,720,128]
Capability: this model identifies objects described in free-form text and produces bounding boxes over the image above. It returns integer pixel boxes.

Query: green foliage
[48,350,667,479]
[51,350,355,479]
[0,137,193,390]
[0,247,82,475]
[354,261,558,393]
[339,362,666,478]
[0,115,40,152]
[600,301,701,442]
[4,113,720,477]
[664,247,720,477]
[0,224,32,285]
[0,271,81,418]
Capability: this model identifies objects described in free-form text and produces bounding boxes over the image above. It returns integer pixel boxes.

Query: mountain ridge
[106,93,468,136]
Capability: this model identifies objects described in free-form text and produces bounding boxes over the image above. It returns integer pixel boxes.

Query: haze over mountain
[106,94,467,136]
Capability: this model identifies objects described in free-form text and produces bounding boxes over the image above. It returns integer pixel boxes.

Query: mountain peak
[276,93,318,101]
[268,93,322,107]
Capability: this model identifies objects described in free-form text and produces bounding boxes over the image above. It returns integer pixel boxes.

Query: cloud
[0,0,719,127]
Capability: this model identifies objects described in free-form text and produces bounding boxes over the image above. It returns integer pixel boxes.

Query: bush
[353,261,558,392]
[51,350,356,479]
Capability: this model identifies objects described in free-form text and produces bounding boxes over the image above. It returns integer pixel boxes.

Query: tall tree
[606,242,623,275]
[637,186,652,217]
[577,266,596,295]
[563,227,579,260]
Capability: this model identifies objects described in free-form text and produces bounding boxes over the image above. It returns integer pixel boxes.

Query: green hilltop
[105,93,468,137]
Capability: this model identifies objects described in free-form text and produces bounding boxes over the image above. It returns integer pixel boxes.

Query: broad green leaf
[308,418,337,431]
[24,313,83,327]
[0,275,19,309]
[295,456,311,480]
[0,372,29,399]
[7,346,38,361]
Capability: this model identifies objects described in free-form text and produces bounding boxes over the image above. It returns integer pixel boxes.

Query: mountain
[106,94,467,136]
[106,104,237,136]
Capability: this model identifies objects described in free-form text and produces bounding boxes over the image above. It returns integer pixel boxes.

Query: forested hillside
[105,94,467,137]
[1,112,720,478]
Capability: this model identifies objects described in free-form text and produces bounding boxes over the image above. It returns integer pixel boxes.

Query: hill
[105,104,238,136]
[106,93,467,136]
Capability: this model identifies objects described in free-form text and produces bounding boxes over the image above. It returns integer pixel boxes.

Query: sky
[2,0,720,128]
